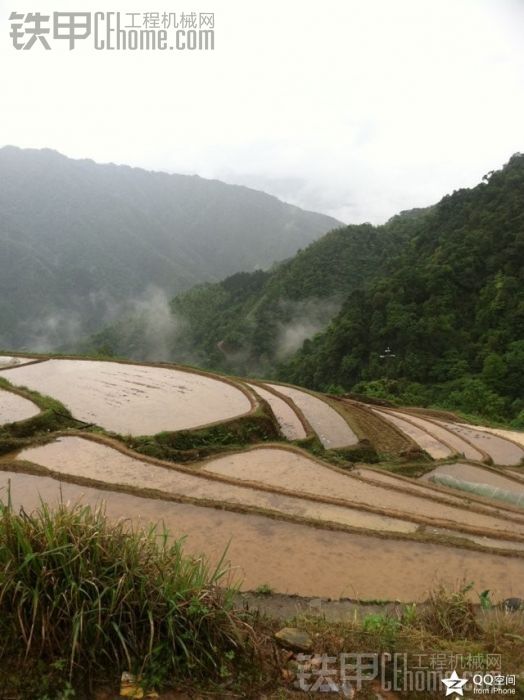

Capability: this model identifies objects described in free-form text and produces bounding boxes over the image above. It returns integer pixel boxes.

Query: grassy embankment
[1,500,523,699]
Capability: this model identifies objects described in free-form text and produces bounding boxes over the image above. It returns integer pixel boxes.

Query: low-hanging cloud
[275,296,342,360]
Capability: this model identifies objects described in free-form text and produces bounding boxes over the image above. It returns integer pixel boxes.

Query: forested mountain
[281,154,524,423]
[91,154,524,424]
[88,212,426,369]
[0,146,339,349]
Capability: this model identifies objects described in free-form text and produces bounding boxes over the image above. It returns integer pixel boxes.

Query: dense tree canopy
[90,154,524,424]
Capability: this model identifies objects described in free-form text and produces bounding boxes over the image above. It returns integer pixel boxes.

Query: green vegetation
[165,220,412,376]
[0,378,77,455]
[0,499,259,698]
[278,154,524,424]
[128,406,281,463]
[0,145,338,350]
[2,500,523,698]
[94,154,524,425]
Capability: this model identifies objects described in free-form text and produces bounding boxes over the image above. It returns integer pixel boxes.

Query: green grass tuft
[0,498,257,695]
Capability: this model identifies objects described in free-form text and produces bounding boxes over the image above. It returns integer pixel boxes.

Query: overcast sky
[1,0,523,223]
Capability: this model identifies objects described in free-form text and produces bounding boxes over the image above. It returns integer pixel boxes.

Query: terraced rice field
[433,420,524,466]
[394,411,485,461]
[2,355,524,601]
[0,388,40,424]
[203,447,524,538]
[372,408,453,459]
[2,359,252,435]
[246,383,306,440]
[0,355,34,368]
[461,423,524,449]
[266,383,358,448]
[423,463,524,497]
[2,468,523,601]
[15,437,416,533]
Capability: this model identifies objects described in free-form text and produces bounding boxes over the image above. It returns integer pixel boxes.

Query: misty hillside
[90,154,524,424]
[88,206,429,367]
[0,146,340,349]
[281,154,524,422]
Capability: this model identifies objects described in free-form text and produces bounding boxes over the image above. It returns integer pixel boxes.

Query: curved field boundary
[422,463,524,497]
[336,399,414,455]
[2,358,259,437]
[506,468,524,483]
[371,408,453,459]
[4,431,524,547]
[0,355,36,369]
[354,465,524,522]
[2,469,524,601]
[245,381,311,441]
[391,409,487,462]
[265,381,359,448]
[3,453,523,558]
[201,450,524,543]
[0,387,41,424]
[0,356,47,371]
[433,420,524,467]
[10,436,420,536]
[457,423,524,451]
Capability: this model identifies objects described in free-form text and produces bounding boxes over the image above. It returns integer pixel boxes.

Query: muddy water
[0,355,34,369]
[435,421,524,466]
[266,384,358,448]
[373,409,453,459]
[1,470,523,601]
[3,359,252,436]
[16,437,417,534]
[399,412,484,461]
[460,424,524,449]
[202,447,524,536]
[246,383,306,440]
[0,388,40,423]
[422,463,524,496]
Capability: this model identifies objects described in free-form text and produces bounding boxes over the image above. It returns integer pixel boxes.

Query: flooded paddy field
[372,408,453,459]
[15,437,417,534]
[460,423,524,449]
[423,463,524,497]
[1,468,523,601]
[202,446,524,537]
[356,466,524,524]
[434,420,524,466]
[266,383,358,448]
[395,412,485,461]
[2,359,252,436]
[0,355,35,369]
[246,383,306,440]
[0,388,40,424]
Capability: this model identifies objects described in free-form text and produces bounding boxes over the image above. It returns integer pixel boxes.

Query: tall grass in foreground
[0,498,255,692]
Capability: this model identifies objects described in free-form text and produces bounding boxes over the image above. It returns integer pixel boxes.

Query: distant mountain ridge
[0,146,340,349]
